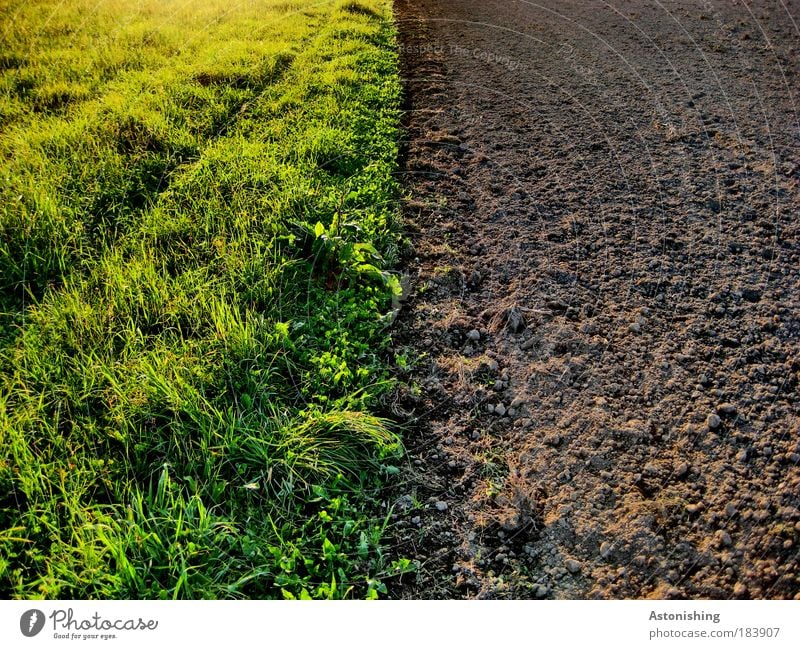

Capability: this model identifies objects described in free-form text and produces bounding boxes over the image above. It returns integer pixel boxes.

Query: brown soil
[385,0,799,599]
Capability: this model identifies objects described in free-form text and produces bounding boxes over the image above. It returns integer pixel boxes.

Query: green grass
[0,0,410,598]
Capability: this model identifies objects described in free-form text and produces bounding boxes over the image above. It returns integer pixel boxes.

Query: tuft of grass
[0,0,408,599]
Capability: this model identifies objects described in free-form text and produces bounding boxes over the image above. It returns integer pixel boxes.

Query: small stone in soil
[716,530,733,547]
[411,516,421,526]
[494,402,507,416]
[467,329,481,342]
[565,558,582,574]
[717,402,737,415]
[396,495,414,510]
[707,413,722,429]
[643,462,659,476]
[506,307,525,333]
[734,582,747,597]
[674,461,690,478]
[434,501,448,512]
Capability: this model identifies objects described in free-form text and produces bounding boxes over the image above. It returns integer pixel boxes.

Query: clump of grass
[0,0,409,599]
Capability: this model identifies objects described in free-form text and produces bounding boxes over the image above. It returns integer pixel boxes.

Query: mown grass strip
[0,0,409,599]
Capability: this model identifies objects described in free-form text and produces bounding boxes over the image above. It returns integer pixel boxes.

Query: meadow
[0,0,408,598]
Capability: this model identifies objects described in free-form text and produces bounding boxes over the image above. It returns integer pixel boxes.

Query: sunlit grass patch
[0,0,406,599]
